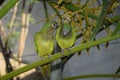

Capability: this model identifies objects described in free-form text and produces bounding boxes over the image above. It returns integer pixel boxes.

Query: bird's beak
[63,32,67,36]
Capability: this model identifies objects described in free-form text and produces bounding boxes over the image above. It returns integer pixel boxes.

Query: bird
[34,21,58,80]
[56,23,76,56]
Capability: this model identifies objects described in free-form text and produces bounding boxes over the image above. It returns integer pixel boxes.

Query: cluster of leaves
[46,0,120,51]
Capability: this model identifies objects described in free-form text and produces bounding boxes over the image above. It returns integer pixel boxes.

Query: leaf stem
[1,34,120,80]
[43,1,49,21]
[64,74,120,80]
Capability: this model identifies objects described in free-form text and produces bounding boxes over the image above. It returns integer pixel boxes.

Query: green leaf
[91,0,117,40]
[48,2,62,20]
[0,0,18,19]
[115,66,120,74]
[112,21,120,35]
[111,14,120,23]
[43,0,49,21]
[65,3,80,11]
[11,32,20,38]
[64,3,98,20]
[29,17,35,23]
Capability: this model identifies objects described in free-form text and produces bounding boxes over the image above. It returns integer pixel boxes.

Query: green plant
[0,0,120,80]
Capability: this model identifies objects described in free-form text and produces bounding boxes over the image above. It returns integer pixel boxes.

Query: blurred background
[0,0,120,80]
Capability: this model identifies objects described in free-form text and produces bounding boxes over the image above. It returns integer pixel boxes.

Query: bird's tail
[41,63,51,80]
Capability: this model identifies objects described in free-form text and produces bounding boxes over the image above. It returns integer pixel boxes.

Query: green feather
[34,21,58,80]
[34,21,57,57]
[56,23,76,49]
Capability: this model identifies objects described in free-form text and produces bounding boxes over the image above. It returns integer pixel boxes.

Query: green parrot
[56,23,76,56]
[34,21,58,80]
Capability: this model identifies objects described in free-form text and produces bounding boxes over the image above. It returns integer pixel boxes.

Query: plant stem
[1,34,120,80]
[43,1,49,21]
[91,0,117,40]
[64,74,120,80]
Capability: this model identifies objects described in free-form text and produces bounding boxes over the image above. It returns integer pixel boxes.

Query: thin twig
[25,0,34,39]
[18,0,34,65]
[8,2,18,34]
[64,74,120,80]
[18,0,26,64]
[0,20,5,38]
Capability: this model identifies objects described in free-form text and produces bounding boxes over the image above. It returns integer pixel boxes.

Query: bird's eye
[52,22,58,29]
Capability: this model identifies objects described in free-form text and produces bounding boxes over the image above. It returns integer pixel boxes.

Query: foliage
[0,0,120,80]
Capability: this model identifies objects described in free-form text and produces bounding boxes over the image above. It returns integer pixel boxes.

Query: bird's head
[61,23,72,37]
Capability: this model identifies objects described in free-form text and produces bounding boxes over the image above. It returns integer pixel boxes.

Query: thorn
[40,56,45,61]
[61,49,65,57]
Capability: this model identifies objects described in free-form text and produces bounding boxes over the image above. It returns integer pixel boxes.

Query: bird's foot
[66,48,72,53]
[48,54,52,59]
[61,48,72,57]
[61,49,65,57]
[40,56,45,61]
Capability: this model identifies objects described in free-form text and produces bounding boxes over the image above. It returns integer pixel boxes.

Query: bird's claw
[61,49,65,57]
